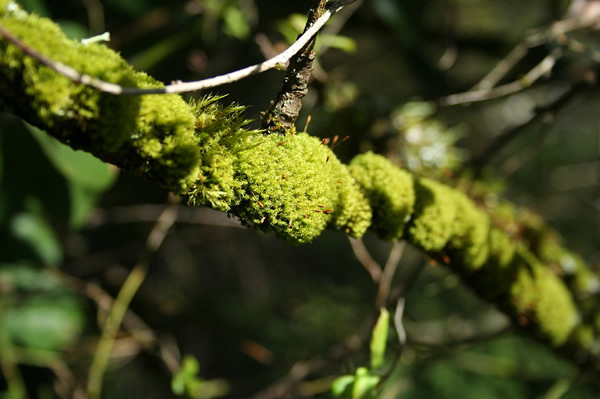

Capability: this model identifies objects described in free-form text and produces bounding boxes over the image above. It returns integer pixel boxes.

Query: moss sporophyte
[0,0,594,353]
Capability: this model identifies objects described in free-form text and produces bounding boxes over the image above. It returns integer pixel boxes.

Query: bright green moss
[538,245,600,300]
[468,228,516,301]
[0,2,200,193]
[407,178,457,251]
[510,247,578,346]
[326,157,372,238]
[450,192,490,270]
[185,97,255,211]
[487,227,516,269]
[349,152,414,241]
[230,133,370,244]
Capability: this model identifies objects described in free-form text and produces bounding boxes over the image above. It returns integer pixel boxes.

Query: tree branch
[2,0,600,375]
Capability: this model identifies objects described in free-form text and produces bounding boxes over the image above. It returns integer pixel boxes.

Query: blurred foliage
[387,101,467,178]
[1,0,599,398]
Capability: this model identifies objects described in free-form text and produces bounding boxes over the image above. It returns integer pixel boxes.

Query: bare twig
[464,82,584,176]
[261,0,327,132]
[441,48,563,106]
[251,316,374,399]
[376,241,406,308]
[442,7,600,106]
[348,237,382,283]
[390,260,427,302]
[51,269,180,374]
[0,1,355,96]
[87,195,180,399]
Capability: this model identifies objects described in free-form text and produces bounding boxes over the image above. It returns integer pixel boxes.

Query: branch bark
[261,0,327,133]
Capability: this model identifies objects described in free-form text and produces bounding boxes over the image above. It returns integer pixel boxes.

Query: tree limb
[1,0,599,375]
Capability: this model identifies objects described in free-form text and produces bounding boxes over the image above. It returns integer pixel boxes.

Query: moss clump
[468,228,516,301]
[0,1,200,193]
[407,178,457,251]
[510,247,578,346]
[184,96,257,211]
[487,227,516,269]
[326,157,372,238]
[349,152,414,241]
[450,192,490,270]
[231,133,370,244]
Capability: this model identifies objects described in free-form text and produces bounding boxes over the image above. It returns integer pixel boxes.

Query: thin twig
[261,0,327,132]
[442,8,600,106]
[86,195,180,399]
[52,268,180,374]
[348,237,382,283]
[0,1,355,96]
[464,82,584,176]
[441,48,563,106]
[376,241,406,308]
[251,315,374,399]
[390,260,427,302]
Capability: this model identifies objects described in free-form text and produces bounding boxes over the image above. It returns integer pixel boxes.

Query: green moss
[407,178,457,251]
[510,247,578,346]
[326,157,372,238]
[185,97,257,211]
[349,152,414,241]
[0,2,200,193]
[230,133,370,244]
[450,192,490,270]
[487,227,516,269]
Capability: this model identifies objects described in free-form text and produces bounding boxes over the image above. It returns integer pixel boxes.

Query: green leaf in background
[28,125,116,193]
[171,355,229,399]
[9,212,62,265]
[27,124,118,228]
[370,307,389,369]
[3,296,84,351]
[320,35,357,53]
[17,0,49,16]
[56,20,89,40]
[0,264,85,352]
[222,5,250,39]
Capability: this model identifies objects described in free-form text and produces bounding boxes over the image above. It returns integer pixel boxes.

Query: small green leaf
[370,307,390,369]
[223,6,250,39]
[3,296,84,351]
[352,367,380,399]
[181,355,201,376]
[10,212,62,264]
[27,124,117,228]
[319,35,357,54]
[28,125,117,192]
[331,375,356,397]
[171,373,186,396]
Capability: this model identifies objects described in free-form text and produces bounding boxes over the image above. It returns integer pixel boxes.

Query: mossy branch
[1,1,599,371]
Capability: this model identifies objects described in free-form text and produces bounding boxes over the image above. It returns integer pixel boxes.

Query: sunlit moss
[487,227,516,269]
[510,247,578,346]
[349,152,414,241]
[184,97,255,211]
[450,192,490,270]
[231,133,370,244]
[0,1,200,193]
[407,178,457,251]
